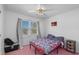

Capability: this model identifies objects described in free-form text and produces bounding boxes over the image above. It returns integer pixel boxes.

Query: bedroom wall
[46,8,79,53]
[39,19,47,37]
[0,5,4,54]
[4,10,46,47]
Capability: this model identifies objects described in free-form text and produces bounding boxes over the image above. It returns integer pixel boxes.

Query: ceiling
[4,4,79,19]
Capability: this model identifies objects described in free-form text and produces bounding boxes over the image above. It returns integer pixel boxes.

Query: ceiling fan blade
[45,10,57,13]
[43,13,50,18]
[28,10,36,13]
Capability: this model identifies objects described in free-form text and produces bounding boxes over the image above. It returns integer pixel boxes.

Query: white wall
[0,5,4,54]
[4,10,46,47]
[4,10,23,42]
[46,8,79,53]
[39,19,47,37]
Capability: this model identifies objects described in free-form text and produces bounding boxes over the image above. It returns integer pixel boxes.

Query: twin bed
[30,34,64,55]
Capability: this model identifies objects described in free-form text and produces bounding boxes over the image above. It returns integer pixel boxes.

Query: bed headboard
[47,34,64,42]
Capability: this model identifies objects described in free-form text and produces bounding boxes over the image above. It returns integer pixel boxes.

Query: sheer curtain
[17,18,23,49]
[37,21,41,38]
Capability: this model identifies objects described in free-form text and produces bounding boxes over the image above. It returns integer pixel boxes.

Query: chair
[4,38,19,53]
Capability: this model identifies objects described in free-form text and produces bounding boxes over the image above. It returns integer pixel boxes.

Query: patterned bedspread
[31,38,63,54]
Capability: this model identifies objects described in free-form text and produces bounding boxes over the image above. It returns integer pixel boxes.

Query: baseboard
[0,52,5,55]
[20,46,24,49]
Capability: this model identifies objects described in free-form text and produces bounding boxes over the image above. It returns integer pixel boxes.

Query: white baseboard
[19,45,24,49]
[0,52,4,55]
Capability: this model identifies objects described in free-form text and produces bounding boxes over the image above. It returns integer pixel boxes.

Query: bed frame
[29,42,61,55]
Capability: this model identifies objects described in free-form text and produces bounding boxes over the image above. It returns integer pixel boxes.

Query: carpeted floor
[5,45,78,55]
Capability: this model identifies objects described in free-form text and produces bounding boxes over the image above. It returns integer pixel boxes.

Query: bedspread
[31,38,63,54]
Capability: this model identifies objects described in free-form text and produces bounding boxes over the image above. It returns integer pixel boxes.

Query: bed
[30,34,64,55]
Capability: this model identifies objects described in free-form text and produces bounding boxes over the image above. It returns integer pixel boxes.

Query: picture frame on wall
[51,21,57,26]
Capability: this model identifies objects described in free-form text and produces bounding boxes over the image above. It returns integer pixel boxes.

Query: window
[31,22,38,34]
[21,20,38,35]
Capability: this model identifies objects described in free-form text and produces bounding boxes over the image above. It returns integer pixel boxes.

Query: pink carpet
[5,45,78,55]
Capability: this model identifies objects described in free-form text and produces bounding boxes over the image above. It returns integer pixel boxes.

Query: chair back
[4,38,14,45]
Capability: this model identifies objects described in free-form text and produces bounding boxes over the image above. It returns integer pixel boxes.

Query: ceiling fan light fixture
[36,7,46,16]
[37,7,46,11]
[28,4,47,16]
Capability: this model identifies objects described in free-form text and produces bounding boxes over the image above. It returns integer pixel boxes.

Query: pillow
[55,37,64,41]
[47,34,55,40]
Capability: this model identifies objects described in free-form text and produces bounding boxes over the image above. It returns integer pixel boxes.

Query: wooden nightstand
[66,40,76,53]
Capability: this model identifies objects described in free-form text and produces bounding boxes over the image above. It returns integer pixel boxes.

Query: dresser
[66,40,76,53]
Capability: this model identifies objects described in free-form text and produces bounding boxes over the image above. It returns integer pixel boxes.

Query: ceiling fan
[28,4,57,19]
[28,4,49,16]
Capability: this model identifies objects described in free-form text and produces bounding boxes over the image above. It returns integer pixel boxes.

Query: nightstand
[66,40,76,53]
